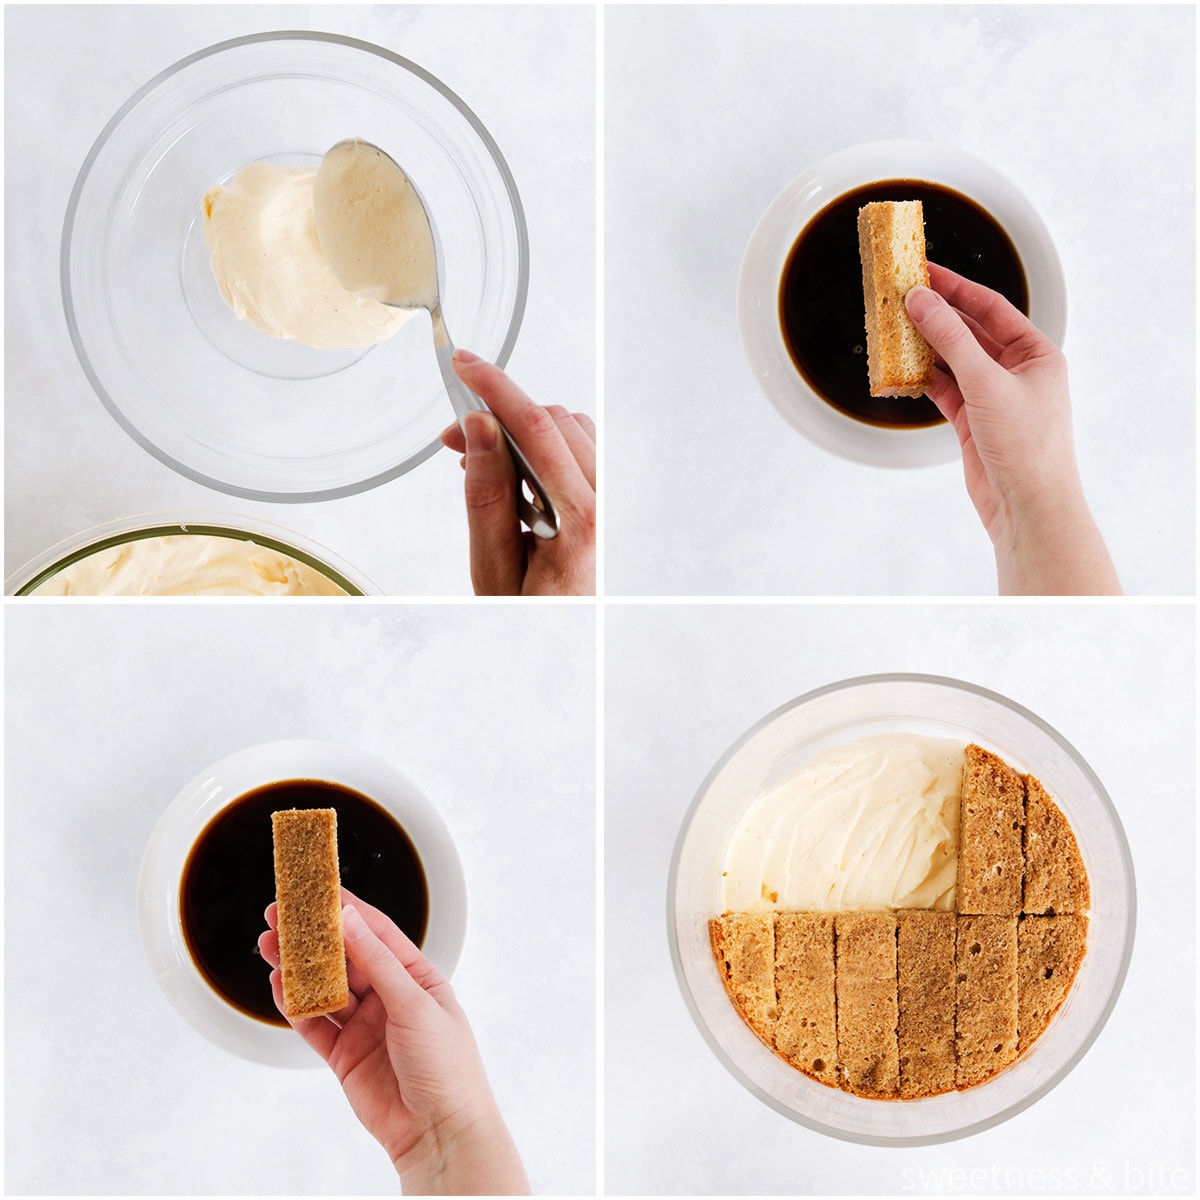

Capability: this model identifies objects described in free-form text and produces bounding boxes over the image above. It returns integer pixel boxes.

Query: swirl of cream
[32,534,348,596]
[720,734,963,912]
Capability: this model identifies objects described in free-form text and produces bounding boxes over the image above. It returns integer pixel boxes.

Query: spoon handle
[431,311,560,541]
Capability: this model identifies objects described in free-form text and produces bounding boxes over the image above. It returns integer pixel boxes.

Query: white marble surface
[605,5,1195,596]
[605,603,1195,1194]
[4,603,596,1194]
[4,4,595,595]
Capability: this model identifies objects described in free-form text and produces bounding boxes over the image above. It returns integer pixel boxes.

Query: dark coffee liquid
[779,179,1029,428]
[180,779,429,1025]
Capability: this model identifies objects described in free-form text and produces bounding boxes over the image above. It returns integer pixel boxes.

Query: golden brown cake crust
[835,913,899,1098]
[897,911,957,1099]
[272,808,350,1019]
[955,915,1018,1087]
[1018,914,1088,1047]
[1023,775,1091,914]
[774,914,838,1087]
[709,914,777,1048]
[857,201,935,398]
[958,744,1025,916]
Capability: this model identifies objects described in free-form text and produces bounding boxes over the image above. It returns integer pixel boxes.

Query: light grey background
[605,5,1196,596]
[5,603,596,1194]
[4,4,595,595]
[605,602,1195,1194]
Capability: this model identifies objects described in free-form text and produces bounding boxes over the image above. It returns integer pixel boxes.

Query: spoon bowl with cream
[313,138,559,540]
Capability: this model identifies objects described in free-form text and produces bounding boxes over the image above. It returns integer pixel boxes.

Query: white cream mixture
[312,138,440,309]
[31,534,349,596]
[720,733,963,913]
[202,160,414,349]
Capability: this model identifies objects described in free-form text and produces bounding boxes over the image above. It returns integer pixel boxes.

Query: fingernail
[465,410,497,453]
[905,285,942,322]
[452,348,482,366]
[342,904,365,938]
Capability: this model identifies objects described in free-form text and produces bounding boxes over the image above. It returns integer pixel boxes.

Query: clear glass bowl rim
[666,671,1137,1147]
[60,29,530,502]
[6,510,379,595]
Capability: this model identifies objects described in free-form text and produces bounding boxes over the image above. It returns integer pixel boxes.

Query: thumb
[461,411,525,595]
[905,285,995,393]
[342,904,425,1016]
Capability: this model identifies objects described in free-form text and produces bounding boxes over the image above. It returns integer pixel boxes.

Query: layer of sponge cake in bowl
[710,739,1091,1100]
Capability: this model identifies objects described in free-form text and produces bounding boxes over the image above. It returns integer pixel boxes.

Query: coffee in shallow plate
[180,779,429,1025]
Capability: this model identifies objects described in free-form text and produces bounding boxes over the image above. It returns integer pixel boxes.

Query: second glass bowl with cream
[6,514,377,596]
[63,31,527,501]
[669,674,1135,1145]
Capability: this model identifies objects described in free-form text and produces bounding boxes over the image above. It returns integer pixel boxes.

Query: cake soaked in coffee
[779,180,1028,428]
[181,779,428,1025]
[271,808,350,1019]
[857,201,935,398]
[710,742,1089,1099]
[896,910,956,1099]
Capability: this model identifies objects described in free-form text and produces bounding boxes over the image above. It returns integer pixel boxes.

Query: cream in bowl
[202,160,416,350]
[30,533,346,596]
[8,516,375,596]
[720,733,962,914]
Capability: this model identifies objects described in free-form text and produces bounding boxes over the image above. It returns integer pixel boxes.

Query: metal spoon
[313,138,559,540]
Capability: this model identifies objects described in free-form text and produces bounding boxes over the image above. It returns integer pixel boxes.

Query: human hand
[439,350,596,596]
[260,888,529,1196]
[905,264,1120,595]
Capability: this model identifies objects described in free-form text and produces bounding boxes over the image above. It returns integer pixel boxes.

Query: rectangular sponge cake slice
[774,913,837,1087]
[958,743,1025,916]
[955,914,1018,1087]
[272,808,350,1019]
[897,910,957,1099]
[857,200,935,398]
[835,912,899,1098]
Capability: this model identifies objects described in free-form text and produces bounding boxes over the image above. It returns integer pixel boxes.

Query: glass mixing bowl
[669,674,1135,1145]
[6,512,378,595]
[63,32,528,501]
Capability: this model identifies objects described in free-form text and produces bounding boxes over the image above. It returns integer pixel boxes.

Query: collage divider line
[594,2,606,1192]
